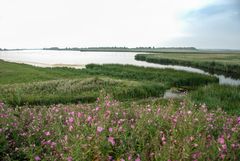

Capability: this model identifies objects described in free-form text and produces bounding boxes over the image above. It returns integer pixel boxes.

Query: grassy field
[135,53,240,78]
[1,59,240,160]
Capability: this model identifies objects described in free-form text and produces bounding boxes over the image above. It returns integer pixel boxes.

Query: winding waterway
[0,50,240,86]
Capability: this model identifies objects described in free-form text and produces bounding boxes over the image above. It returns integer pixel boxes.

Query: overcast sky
[0,0,239,49]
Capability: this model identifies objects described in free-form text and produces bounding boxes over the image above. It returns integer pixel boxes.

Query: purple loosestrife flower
[192,152,201,160]
[67,156,73,161]
[69,117,74,123]
[108,136,115,145]
[44,131,51,136]
[69,125,74,131]
[109,127,113,132]
[128,155,132,160]
[108,156,113,160]
[135,156,141,161]
[218,137,225,145]
[51,142,57,148]
[35,156,41,161]
[221,144,227,151]
[237,117,240,124]
[0,102,4,108]
[77,112,82,118]
[97,126,104,133]
[96,106,100,111]
[87,116,92,122]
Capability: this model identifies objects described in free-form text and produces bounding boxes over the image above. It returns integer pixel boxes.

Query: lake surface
[0,50,240,86]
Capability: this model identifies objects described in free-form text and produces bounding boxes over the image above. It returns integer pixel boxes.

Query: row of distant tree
[0,47,197,51]
[43,47,197,51]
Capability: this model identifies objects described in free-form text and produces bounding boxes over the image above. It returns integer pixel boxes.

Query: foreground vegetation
[135,53,240,78]
[1,96,240,160]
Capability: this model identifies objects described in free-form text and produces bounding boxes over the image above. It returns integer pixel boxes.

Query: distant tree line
[43,47,197,52]
[0,48,8,51]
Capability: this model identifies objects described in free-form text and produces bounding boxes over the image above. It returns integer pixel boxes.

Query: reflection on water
[164,90,187,99]
[216,75,240,86]
[0,50,240,86]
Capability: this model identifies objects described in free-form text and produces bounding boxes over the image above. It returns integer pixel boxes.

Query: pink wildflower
[192,152,201,159]
[97,126,104,133]
[108,136,115,145]
[222,144,227,151]
[69,125,74,131]
[105,101,111,107]
[67,156,73,161]
[87,116,92,122]
[44,131,51,136]
[237,117,240,124]
[128,155,132,160]
[0,102,4,108]
[105,110,111,117]
[35,156,41,161]
[218,137,225,145]
[96,106,100,111]
[109,127,113,132]
[77,112,82,118]
[231,143,237,149]
[135,156,141,161]
[108,156,113,160]
[220,153,225,159]
[172,117,177,124]
[69,117,74,123]
[51,142,56,148]
[162,135,166,141]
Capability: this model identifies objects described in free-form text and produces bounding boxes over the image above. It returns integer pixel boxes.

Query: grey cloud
[184,0,240,20]
[176,0,240,49]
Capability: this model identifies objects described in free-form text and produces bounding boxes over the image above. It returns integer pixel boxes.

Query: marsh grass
[189,84,240,115]
[0,77,167,106]
[135,53,240,78]
[0,60,217,106]
[84,64,218,87]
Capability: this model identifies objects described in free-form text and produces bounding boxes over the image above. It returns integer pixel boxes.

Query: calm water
[0,50,240,86]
